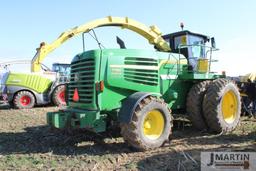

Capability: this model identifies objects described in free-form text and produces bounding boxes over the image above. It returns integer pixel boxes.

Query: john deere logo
[74,73,80,82]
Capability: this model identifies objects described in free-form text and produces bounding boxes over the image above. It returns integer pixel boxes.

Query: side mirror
[211,37,216,48]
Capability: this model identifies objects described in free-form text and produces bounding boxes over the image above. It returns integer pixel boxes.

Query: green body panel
[6,73,52,93]
[48,48,220,132]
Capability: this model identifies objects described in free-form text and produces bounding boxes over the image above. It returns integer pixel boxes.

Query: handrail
[178,44,219,73]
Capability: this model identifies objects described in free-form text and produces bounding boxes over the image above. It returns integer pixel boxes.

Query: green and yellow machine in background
[3,63,70,109]
[46,16,241,150]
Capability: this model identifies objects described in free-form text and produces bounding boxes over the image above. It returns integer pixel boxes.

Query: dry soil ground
[0,104,255,171]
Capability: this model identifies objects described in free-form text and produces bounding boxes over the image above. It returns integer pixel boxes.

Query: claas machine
[47,16,241,150]
[1,61,70,109]
[0,33,72,109]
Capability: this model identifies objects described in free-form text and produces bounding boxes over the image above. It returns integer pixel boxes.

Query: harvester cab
[52,63,70,82]
[50,63,70,91]
[162,30,216,73]
[52,63,70,74]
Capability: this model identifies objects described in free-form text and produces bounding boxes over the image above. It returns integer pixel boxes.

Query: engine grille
[124,57,158,86]
[69,58,95,104]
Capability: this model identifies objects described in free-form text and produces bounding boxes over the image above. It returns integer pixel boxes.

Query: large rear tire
[52,85,66,106]
[186,81,211,130]
[13,91,35,109]
[120,96,172,151]
[203,79,241,133]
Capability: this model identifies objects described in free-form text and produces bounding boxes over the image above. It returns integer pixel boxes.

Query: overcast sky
[0,1,255,76]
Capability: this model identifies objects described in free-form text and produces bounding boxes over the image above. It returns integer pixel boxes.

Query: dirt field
[0,104,255,171]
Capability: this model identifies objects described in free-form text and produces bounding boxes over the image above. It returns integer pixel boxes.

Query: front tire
[13,91,35,109]
[120,96,172,151]
[203,79,241,133]
[52,85,66,106]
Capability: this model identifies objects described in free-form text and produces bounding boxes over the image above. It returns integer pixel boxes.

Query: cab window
[188,35,205,58]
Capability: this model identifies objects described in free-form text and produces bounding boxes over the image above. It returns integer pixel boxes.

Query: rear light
[100,81,104,92]
[96,81,104,92]
[73,88,79,102]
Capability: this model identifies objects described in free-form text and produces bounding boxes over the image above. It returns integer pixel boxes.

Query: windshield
[189,35,205,58]
[173,35,206,58]
[52,64,71,75]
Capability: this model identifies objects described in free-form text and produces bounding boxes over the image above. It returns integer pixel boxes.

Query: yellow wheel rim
[143,110,164,140]
[221,90,238,124]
